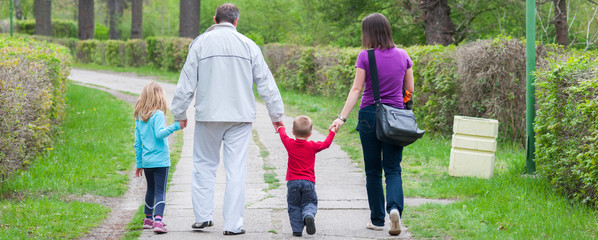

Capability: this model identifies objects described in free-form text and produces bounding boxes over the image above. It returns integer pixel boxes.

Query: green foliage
[0,37,71,180]
[105,40,126,67]
[1,84,135,197]
[535,57,598,208]
[263,37,592,142]
[76,39,98,64]
[125,39,147,67]
[146,37,192,71]
[94,24,109,40]
[15,19,77,38]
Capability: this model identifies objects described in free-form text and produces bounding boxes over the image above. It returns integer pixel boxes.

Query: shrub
[263,38,581,142]
[94,24,109,40]
[105,40,126,67]
[146,37,192,71]
[535,57,598,208]
[92,41,107,65]
[125,39,147,67]
[15,19,77,38]
[76,39,98,64]
[407,44,459,135]
[0,37,71,179]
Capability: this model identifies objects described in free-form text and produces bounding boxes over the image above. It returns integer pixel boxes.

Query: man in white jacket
[171,3,284,235]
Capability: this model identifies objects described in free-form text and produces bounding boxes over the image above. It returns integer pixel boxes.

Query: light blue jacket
[171,22,284,123]
[134,110,181,168]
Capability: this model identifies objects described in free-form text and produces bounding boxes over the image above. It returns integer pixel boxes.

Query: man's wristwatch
[337,115,347,122]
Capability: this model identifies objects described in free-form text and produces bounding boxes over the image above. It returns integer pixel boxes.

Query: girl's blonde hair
[134,81,168,122]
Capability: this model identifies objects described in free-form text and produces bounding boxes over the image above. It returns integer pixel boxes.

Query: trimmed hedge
[535,56,598,208]
[0,37,72,179]
[16,19,78,39]
[264,38,558,141]
[146,37,192,71]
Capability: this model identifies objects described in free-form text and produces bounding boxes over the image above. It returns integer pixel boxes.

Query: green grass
[251,130,281,191]
[73,63,180,84]
[0,83,135,239]
[275,88,598,240]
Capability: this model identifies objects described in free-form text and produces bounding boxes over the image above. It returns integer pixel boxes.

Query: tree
[78,0,94,39]
[108,0,123,40]
[34,0,52,36]
[419,0,456,45]
[131,0,142,39]
[179,0,200,38]
[15,0,23,20]
[553,0,569,46]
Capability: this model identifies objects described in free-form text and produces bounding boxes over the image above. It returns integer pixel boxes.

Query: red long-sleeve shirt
[278,127,335,182]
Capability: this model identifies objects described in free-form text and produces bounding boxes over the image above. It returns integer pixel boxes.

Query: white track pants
[192,121,252,232]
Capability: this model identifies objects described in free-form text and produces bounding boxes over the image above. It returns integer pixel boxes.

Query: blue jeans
[357,105,404,227]
[144,167,169,217]
[287,180,318,233]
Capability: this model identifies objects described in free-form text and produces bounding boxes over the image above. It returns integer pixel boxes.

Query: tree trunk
[14,0,23,20]
[131,0,143,39]
[108,0,123,39]
[78,0,94,39]
[553,0,569,46]
[34,0,52,36]
[419,0,455,46]
[179,0,200,38]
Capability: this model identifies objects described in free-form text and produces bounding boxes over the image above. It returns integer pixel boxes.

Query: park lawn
[0,83,183,239]
[276,88,598,240]
[0,83,132,238]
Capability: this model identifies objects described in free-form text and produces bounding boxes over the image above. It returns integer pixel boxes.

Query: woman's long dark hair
[361,13,395,50]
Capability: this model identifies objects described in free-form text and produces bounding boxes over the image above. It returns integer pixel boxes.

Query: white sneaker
[389,209,401,236]
[366,222,384,231]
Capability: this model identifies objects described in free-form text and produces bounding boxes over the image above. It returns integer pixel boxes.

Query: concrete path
[69,68,425,240]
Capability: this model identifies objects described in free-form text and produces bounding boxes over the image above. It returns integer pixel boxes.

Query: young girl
[134,81,182,234]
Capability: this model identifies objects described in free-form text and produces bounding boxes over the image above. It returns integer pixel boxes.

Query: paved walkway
[69,68,427,239]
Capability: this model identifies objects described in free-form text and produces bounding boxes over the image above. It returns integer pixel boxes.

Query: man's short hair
[215,3,240,24]
[293,115,313,138]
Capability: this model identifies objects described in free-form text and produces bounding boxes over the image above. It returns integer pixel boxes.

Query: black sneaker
[304,215,316,235]
[191,221,213,229]
[292,232,302,237]
[223,229,246,235]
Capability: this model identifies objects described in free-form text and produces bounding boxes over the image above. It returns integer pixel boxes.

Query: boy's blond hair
[293,115,312,138]
[134,81,168,122]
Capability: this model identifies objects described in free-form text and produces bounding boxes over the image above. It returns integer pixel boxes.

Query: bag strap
[367,49,381,104]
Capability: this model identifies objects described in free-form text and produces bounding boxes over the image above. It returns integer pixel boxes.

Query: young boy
[277,115,336,237]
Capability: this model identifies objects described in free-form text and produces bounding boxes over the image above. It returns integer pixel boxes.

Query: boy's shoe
[153,221,168,234]
[304,215,316,235]
[223,229,246,235]
[366,222,384,231]
[191,221,213,229]
[389,209,402,236]
[292,232,303,237]
[143,218,154,229]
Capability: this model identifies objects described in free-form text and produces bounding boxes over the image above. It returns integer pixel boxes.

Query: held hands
[329,118,344,133]
[178,119,188,130]
[272,121,285,133]
[135,168,144,177]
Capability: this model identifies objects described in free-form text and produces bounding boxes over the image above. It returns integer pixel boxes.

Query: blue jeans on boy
[287,180,318,233]
[144,167,169,217]
[357,105,404,227]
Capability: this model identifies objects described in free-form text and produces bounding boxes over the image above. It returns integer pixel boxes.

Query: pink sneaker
[143,218,154,229]
[153,221,168,234]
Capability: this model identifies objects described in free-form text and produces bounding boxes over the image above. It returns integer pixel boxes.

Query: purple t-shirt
[356,47,413,109]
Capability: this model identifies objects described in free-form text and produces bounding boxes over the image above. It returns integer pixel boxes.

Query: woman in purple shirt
[330,13,414,236]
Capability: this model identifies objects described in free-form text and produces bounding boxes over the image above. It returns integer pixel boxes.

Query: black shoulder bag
[367,49,425,147]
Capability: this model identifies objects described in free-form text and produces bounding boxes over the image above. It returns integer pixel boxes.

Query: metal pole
[526,0,536,174]
[10,0,13,37]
